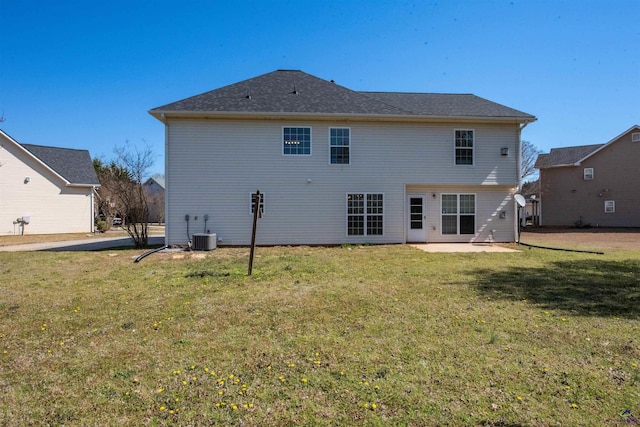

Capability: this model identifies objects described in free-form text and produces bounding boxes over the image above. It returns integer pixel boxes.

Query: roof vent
[291,85,298,95]
[632,132,640,142]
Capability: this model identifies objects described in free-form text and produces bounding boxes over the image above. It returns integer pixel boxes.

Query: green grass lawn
[1,245,638,425]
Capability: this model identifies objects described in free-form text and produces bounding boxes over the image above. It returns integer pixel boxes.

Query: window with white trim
[441,194,476,235]
[455,129,474,165]
[583,167,594,180]
[347,193,383,236]
[283,127,311,155]
[250,192,264,216]
[330,127,350,164]
[604,200,615,213]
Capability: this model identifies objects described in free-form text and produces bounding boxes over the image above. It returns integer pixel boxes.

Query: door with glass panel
[407,195,426,242]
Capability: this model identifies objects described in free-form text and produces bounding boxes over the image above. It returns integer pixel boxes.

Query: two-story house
[535,125,640,227]
[149,70,536,246]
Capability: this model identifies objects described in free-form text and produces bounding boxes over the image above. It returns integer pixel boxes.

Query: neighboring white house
[0,129,100,235]
[149,70,536,246]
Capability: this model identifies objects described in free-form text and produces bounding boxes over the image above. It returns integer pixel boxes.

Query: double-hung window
[330,128,350,164]
[283,127,311,155]
[583,168,594,180]
[347,193,383,236]
[604,200,615,213]
[441,194,476,235]
[455,130,474,165]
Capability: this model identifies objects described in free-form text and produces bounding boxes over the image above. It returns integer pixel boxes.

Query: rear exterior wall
[165,119,521,245]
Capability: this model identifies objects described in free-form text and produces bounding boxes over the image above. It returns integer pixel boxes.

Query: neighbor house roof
[150,70,536,123]
[534,144,604,169]
[21,144,100,186]
[535,124,640,169]
[144,176,165,189]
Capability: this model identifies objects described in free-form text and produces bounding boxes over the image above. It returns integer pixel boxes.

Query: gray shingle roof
[534,144,604,168]
[150,70,536,121]
[21,144,100,186]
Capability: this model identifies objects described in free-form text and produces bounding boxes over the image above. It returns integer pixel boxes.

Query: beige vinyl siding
[406,185,517,243]
[0,141,93,235]
[165,119,521,245]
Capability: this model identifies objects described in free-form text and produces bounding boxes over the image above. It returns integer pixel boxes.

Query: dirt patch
[520,227,640,251]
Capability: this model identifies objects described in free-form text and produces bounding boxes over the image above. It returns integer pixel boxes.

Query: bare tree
[521,140,542,183]
[95,144,154,248]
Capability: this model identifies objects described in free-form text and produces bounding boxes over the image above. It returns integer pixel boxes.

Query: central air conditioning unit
[192,233,217,251]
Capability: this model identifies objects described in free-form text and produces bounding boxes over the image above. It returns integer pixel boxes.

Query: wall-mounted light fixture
[499,210,506,219]
[501,147,509,156]
[24,177,30,184]
[432,193,436,198]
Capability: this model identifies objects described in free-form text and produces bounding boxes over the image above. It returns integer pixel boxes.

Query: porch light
[501,147,509,156]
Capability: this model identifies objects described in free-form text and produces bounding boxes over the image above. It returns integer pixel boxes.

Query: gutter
[149,110,537,125]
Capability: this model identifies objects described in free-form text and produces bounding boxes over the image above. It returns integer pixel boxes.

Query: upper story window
[283,127,311,155]
[583,167,594,180]
[330,128,350,164]
[455,129,474,165]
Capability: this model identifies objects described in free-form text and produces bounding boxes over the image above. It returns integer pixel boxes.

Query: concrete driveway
[0,236,165,252]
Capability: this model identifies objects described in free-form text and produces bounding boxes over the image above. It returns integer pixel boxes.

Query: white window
[441,194,476,235]
[329,128,350,164]
[455,129,474,165]
[604,200,615,213]
[347,193,383,236]
[583,168,594,180]
[632,132,640,142]
[250,192,264,216]
[283,127,311,155]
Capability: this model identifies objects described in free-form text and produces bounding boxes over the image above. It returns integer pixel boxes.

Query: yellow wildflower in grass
[243,404,248,409]
[517,396,522,401]
[182,381,187,385]
[371,403,377,410]
[157,388,164,393]
[363,403,369,408]
[301,378,308,384]
[632,363,637,368]
[231,404,238,410]
[571,403,578,409]
[160,406,166,411]
[192,376,197,381]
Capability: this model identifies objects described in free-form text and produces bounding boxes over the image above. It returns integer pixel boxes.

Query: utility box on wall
[192,233,216,251]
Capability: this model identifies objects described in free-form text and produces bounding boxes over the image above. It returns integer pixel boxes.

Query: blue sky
[1,0,638,177]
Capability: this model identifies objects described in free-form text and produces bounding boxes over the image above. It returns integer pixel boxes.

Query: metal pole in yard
[248,190,262,276]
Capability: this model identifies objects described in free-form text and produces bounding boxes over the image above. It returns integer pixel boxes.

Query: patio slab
[410,243,519,253]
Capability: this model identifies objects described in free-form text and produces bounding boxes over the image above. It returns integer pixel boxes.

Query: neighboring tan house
[149,70,536,246]
[534,125,640,227]
[143,176,165,224]
[0,129,100,235]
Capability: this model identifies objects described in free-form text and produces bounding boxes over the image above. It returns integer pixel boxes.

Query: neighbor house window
[441,194,476,235]
[283,127,311,155]
[347,193,383,236]
[584,168,594,180]
[604,200,615,213]
[455,129,474,165]
[330,127,350,164]
[250,192,264,216]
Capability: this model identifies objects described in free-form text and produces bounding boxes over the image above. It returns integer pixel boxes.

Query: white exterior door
[407,195,426,242]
